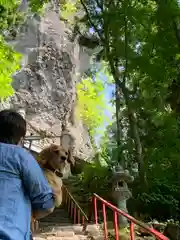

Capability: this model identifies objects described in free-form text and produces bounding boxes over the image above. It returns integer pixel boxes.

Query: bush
[79,160,112,201]
[128,178,180,221]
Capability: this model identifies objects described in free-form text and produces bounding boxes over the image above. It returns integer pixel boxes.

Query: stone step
[34,229,88,240]
[39,207,71,226]
[35,222,102,240]
[34,237,80,240]
[34,206,101,240]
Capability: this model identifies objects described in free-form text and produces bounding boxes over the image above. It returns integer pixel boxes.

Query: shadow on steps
[39,206,72,231]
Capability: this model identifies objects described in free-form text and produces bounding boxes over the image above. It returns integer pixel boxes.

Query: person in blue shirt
[0,109,55,240]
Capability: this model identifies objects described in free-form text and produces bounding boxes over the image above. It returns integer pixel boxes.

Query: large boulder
[1,6,94,161]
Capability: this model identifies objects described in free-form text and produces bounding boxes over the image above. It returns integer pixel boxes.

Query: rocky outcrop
[2,6,94,160]
[164,223,180,240]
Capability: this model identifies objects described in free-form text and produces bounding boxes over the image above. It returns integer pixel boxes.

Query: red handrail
[62,185,88,231]
[91,193,168,240]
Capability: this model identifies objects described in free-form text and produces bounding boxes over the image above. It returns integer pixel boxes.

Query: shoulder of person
[0,143,29,156]
[16,146,36,162]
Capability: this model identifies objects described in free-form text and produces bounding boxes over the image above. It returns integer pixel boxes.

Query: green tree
[0,0,22,100]
[74,0,180,219]
[0,38,21,99]
[0,0,47,100]
[78,0,180,177]
[76,71,111,137]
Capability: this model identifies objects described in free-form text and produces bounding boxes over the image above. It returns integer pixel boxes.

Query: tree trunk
[115,83,121,147]
[115,83,124,165]
[107,53,146,183]
[121,83,147,186]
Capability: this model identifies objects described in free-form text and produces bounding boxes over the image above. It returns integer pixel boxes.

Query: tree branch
[172,18,180,51]
[153,0,180,51]
[123,1,128,84]
[80,0,105,44]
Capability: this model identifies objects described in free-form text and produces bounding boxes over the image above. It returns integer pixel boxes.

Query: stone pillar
[112,165,134,228]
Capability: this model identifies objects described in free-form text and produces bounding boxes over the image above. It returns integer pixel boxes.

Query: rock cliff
[1,5,94,161]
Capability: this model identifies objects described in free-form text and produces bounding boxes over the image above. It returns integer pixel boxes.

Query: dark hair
[0,109,26,145]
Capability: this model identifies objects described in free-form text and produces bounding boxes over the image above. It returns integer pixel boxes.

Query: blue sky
[94,74,115,144]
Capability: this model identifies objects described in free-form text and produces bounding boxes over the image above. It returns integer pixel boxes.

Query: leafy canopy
[0,0,22,100]
[0,0,47,100]
[0,37,21,100]
[76,72,111,136]
[75,0,180,220]
[61,0,80,23]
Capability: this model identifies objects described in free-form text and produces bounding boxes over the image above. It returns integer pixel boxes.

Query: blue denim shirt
[0,143,54,240]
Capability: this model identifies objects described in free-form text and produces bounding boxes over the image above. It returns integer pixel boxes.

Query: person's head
[0,109,26,145]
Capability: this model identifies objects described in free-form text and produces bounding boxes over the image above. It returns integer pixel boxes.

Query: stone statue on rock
[60,130,75,179]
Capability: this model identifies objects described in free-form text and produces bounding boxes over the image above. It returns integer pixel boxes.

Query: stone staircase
[33,207,102,240]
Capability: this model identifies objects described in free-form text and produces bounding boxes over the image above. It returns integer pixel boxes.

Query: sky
[94,74,115,144]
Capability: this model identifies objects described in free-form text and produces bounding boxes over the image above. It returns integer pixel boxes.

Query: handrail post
[130,222,135,240]
[102,203,108,240]
[114,211,119,240]
[74,206,77,224]
[93,196,98,225]
[78,209,80,224]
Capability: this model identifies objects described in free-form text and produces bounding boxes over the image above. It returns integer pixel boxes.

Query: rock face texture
[2,7,94,161]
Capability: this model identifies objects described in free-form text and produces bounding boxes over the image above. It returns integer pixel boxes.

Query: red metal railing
[90,193,169,240]
[62,185,88,231]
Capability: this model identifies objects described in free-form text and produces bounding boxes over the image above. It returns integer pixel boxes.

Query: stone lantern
[112,164,134,228]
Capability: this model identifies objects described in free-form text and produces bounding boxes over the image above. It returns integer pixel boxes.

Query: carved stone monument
[60,130,75,179]
[112,165,134,228]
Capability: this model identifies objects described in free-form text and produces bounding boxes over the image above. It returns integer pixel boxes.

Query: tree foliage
[0,38,21,99]
[73,0,180,220]
[0,0,47,100]
[76,72,111,137]
[60,0,80,23]
[0,0,22,100]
